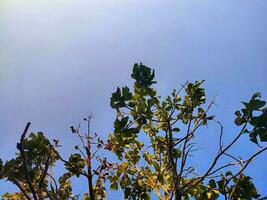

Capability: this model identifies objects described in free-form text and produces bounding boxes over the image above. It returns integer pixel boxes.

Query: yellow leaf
[207,192,212,199]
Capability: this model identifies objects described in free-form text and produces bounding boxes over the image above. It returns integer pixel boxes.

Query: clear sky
[0,0,266,198]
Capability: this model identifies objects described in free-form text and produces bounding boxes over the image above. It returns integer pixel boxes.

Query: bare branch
[181,121,249,195]
[16,122,38,200]
[227,146,267,185]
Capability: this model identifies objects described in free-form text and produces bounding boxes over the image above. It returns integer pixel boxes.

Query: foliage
[0,63,266,200]
[0,117,113,200]
[108,63,267,200]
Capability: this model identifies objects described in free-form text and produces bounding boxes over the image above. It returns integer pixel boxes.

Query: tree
[1,63,267,200]
[109,63,267,200]
[0,117,113,200]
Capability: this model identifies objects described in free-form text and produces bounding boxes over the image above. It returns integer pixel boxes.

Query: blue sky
[0,0,266,198]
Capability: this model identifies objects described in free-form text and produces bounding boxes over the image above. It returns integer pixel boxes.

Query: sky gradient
[0,0,267,198]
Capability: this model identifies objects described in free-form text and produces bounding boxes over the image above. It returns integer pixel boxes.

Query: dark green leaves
[231,175,260,199]
[243,92,265,111]
[65,154,85,177]
[172,128,180,132]
[235,92,267,144]
[120,174,131,188]
[122,86,133,101]
[110,86,133,109]
[234,117,244,126]
[209,179,216,188]
[114,117,129,133]
[131,63,156,88]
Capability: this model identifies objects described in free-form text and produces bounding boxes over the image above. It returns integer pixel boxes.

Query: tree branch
[16,122,38,200]
[180,121,249,195]
[13,178,32,200]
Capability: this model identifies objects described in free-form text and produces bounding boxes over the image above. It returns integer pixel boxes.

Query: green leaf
[252,92,261,99]
[172,149,182,158]
[122,86,133,101]
[249,133,259,145]
[248,100,266,111]
[234,111,241,117]
[110,182,118,190]
[209,179,216,188]
[217,179,225,190]
[131,63,157,88]
[157,173,164,184]
[206,115,215,120]
[128,102,135,108]
[166,105,172,111]
[259,129,267,142]
[234,117,244,126]
[172,128,180,132]
[225,171,233,177]
[82,194,90,200]
[120,174,131,188]
[65,153,85,177]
